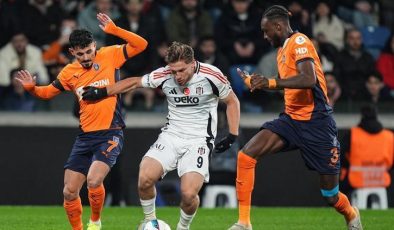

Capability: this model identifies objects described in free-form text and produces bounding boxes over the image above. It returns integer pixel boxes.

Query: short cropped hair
[263,5,292,21]
[165,42,194,64]
[69,29,94,49]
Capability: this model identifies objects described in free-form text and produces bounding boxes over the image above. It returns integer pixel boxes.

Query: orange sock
[88,184,105,221]
[64,197,83,230]
[236,151,257,226]
[334,192,356,222]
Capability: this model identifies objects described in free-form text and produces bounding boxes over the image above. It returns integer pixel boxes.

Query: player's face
[70,42,97,69]
[169,60,195,86]
[261,17,282,48]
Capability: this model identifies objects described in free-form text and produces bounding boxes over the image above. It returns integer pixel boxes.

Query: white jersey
[141,61,231,140]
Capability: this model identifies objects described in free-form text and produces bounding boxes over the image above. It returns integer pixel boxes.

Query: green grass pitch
[0,206,392,230]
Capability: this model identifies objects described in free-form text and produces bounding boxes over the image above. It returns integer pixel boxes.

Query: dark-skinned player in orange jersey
[228,5,362,230]
[16,13,147,230]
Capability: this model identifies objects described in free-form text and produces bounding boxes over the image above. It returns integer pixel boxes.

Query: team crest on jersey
[183,87,190,95]
[198,147,206,155]
[196,85,204,95]
[93,63,100,71]
[295,36,306,44]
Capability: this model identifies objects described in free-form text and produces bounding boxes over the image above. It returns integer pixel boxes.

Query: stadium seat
[360,26,391,59]
[351,187,388,210]
[202,185,237,208]
[229,64,256,98]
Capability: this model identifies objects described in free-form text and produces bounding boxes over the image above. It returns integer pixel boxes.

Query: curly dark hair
[69,29,94,49]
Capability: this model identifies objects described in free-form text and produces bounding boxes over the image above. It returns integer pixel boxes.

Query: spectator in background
[255,48,278,78]
[334,28,375,99]
[215,0,263,65]
[106,0,164,76]
[195,35,230,77]
[166,0,213,48]
[0,69,35,111]
[325,72,342,108]
[312,36,338,72]
[337,0,377,29]
[340,105,393,201]
[287,0,312,37]
[376,34,394,90]
[0,32,49,87]
[0,0,21,48]
[43,16,78,81]
[312,1,345,50]
[20,0,65,48]
[360,72,393,104]
[78,0,120,47]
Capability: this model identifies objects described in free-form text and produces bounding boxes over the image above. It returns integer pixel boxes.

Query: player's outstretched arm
[214,91,240,153]
[15,70,61,100]
[97,13,148,57]
[82,77,143,101]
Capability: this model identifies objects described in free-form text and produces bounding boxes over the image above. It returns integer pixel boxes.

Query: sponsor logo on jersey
[169,88,177,94]
[295,35,306,44]
[196,85,204,95]
[174,96,200,105]
[295,47,308,55]
[90,78,110,87]
[183,87,190,95]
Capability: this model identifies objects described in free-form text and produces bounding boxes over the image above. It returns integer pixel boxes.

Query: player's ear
[68,47,75,56]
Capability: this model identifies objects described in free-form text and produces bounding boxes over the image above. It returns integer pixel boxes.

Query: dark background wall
[1,127,393,207]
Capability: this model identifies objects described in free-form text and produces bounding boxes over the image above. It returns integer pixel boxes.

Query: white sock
[140,197,156,220]
[89,219,101,225]
[178,208,196,228]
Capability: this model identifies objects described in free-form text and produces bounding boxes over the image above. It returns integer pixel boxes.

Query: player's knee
[63,186,79,201]
[324,194,339,206]
[86,178,103,189]
[181,191,198,206]
[138,174,156,191]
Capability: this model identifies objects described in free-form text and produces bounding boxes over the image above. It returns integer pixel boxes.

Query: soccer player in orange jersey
[228,5,363,230]
[16,13,148,230]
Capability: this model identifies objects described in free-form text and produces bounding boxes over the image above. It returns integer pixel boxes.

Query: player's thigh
[180,172,204,198]
[139,156,164,184]
[178,142,210,182]
[143,132,178,179]
[242,129,285,160]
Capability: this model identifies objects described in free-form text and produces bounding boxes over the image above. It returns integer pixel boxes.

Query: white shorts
[144,132,212,182]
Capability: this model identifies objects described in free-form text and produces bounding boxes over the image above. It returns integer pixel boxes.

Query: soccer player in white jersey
[82,42,240,230]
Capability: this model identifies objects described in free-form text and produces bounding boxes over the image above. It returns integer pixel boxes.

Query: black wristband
[227,133,238,142]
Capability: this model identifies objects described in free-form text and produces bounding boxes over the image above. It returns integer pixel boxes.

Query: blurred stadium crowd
[0,0,393,113]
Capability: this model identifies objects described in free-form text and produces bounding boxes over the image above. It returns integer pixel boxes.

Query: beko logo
[174,96,200,104]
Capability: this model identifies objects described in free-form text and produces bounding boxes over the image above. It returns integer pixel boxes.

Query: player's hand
[15,70,36,91]
[97,13,116,33]
[82,86,108,101]
[214,133,237,153]
[250,75,268,92]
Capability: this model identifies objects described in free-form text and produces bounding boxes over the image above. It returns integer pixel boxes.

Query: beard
[271,34,282,48]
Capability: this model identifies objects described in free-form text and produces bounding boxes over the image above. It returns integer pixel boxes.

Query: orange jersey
[277,32,332,120]
[57,45,128,132]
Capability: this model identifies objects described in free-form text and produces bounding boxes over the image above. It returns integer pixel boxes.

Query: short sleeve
[202,65,231,99]
[291,34,316,64]
[141,67,172,88]
[56,67,73,91]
